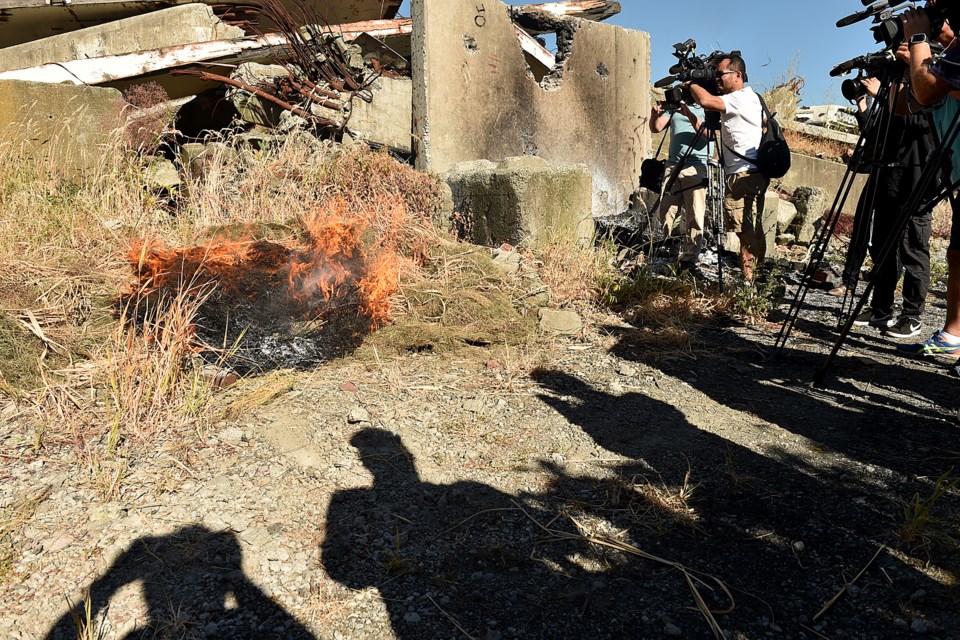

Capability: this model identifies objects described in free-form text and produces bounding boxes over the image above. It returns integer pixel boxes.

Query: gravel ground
[2,251,959,640]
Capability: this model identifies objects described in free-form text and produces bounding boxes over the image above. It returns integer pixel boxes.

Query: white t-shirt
[719,86,764,175]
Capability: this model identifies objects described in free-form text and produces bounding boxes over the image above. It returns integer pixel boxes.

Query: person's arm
[900,8,956,104]
[688,83,726,113]
[679,102,703,130]
[649,102,672,133]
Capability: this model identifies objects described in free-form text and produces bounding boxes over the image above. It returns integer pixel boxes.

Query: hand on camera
[861,76,881,97]
[900,7,931,39]
[896,41,912,64]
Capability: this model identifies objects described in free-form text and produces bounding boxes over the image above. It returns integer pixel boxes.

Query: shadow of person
[323,428,697,638]
[528,368,960,637]
[45,525,314,640]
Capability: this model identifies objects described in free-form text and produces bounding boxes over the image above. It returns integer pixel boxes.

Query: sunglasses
[716,70,739,78]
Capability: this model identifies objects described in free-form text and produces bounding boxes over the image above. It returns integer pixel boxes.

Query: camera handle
[815,90,960,386]
[773,69,901,355]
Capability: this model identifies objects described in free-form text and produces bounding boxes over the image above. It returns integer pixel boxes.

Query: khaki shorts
[724,172,770,233]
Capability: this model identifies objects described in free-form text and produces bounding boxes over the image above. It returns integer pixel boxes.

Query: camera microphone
[837,0,911,28]
[829,50,895,76]
[654,75,679,88]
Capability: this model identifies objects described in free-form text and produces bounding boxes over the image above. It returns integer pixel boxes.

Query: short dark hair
[723,55,747,77]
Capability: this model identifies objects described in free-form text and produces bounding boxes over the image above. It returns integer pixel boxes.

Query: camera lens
[841,78,866,102]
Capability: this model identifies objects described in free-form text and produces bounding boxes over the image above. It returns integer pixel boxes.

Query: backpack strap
[721,92,770,169]
[653,111,675,158]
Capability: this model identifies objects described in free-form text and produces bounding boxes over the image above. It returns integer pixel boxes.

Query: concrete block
[347,76,412,153]
[0,5,244,73]
[0,80,125,176]
[790,186,829,246]
[776,198,798,233]
[782,153,864,215]
[761,191,779,255]
[412,0,650,219]
[446,156,594,247]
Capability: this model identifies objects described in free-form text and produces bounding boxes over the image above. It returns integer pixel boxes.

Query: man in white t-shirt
[688,55,770,282]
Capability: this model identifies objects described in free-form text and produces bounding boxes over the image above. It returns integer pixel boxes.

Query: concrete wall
[411,0,650,219]
[780,152,867,216]
[0,80,126,176]
[347,76,413,154]
[0,5,244,73]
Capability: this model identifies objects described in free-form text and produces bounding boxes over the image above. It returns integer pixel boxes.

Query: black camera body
[869,1,960,48]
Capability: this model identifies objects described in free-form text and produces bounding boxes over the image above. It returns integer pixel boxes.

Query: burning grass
[0,130,448,475]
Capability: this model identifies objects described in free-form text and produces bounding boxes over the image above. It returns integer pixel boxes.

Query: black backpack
[726,94,792,180]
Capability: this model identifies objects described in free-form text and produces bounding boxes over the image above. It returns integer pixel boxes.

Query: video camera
[654,40,742,109]
[836,0,960,48]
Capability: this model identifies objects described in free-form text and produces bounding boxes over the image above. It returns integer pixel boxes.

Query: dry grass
[0,126,449,498]
[783,127,850,163]
[0,485,52,584]
[528,233,620,308]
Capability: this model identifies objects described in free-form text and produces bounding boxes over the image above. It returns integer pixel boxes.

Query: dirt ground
[2,246,959,640]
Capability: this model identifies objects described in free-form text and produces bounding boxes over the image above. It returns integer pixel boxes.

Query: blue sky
[397,1,886,105]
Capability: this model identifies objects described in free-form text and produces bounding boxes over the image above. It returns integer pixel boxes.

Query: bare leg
[739,230,756,281]
[944,248,960,335]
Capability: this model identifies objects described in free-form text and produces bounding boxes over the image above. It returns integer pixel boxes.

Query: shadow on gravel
[45,526,314,640]
[323,428,736,638]
[530,366,959,638]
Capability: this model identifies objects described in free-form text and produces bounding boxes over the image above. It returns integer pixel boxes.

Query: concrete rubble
[0,0,647,245]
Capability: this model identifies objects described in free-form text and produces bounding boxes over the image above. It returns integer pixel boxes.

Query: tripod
[771,70,960,384]
[652,111,728,290]
[774,71,904,354]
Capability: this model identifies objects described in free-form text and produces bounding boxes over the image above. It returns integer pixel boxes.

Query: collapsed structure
[0,0,648,243]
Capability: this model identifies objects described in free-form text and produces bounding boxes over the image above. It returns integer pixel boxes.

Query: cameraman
[649,99,709,271]
[894,0,960,358]
[687,55,770,283]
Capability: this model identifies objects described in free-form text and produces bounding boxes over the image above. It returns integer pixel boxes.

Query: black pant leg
[843,188,873,287]
[868,200,903,316]
[899,212,932,318]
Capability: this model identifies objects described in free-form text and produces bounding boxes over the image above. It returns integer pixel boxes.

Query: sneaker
[853,310,895,329]
[827,284,847,297]
[885,316,922,339]
[896,330,960,356]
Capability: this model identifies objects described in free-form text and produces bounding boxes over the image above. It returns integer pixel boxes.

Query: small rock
[910,619,928,634]
[910,589,926,603]
[218,427,245,446]
[893,618,909,631]
[463,398,485,414]
[340,381,359,393]
[792,541,805,552]
[347,407,370,424]
[485,359,503,370]
[538,309,583,335]
[616,362,637,377]
[664,622,682,636]
[403,612,421,623]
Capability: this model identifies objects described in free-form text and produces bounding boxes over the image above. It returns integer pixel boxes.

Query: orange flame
[127,196,410,328]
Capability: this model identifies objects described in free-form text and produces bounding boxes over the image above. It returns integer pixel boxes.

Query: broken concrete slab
[412,0,650,219]
[0,19,410,96]
[0,0,403,48]
[446,156,594,247]
[511,1,622,35]
[0,5,244,73]
[346,76,413,154]
[228,63,291,127]
[0,80,126,176]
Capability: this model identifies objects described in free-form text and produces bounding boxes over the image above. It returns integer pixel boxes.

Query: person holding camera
[649,99,709,271]
[687,55,770,283]
[893,0,960,357]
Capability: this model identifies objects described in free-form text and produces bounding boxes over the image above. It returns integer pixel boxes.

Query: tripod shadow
[45,526,314,640]
[529,367,960,636]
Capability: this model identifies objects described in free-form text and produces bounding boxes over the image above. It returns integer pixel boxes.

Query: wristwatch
[910,32,930,46]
